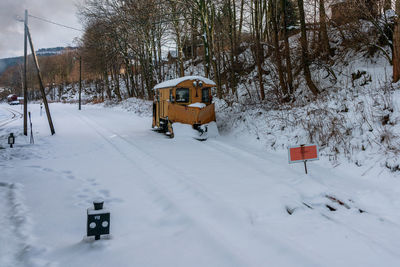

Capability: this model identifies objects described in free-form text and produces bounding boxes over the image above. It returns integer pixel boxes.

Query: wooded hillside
[0,0,398,105]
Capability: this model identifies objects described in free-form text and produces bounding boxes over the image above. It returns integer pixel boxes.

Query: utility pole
[23,9,28,136]
[27,27,55,135]
[79,56,82,110]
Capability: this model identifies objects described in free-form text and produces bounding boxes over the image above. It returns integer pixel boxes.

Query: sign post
[288,144,319,174]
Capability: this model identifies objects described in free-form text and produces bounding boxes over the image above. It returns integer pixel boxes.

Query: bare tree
[297,0,319,96]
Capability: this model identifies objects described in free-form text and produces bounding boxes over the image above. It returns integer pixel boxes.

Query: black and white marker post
[8,133,15,148]
[87,199,110,240]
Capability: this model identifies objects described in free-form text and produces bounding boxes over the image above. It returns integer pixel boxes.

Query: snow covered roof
[153,76,216,90]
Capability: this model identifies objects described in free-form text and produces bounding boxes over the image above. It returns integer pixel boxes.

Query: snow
[187,102,206,108]
[87,208,110,215]
[2,102,400,266]
[0,182,37,267]
[171,122,199,139]
[153,76,216,90]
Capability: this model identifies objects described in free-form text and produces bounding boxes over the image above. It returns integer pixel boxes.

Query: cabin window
[176,88,189,103]
[202,88,210,103]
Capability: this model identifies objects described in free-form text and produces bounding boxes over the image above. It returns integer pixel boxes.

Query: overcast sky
[0,0,84,59]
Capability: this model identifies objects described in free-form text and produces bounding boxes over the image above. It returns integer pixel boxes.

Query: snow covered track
[77,112,319,266]
[2,103,400,266]
[0,183,36,267]
[0,106,23,127]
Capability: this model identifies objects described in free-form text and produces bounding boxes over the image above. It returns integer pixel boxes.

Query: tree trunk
[176,30,185,77]
[270,0,288,98]
[298,0,319,96]
[393,0,400,82]
[319,0,331,58]
[104,71,112,100]
[254,0,265,100]
[111,67,122,101]
[238,0,245,44]
[385,0,392,11]
[228,0,238,95]
[281,0,294,95]
[114,71,122,101]
[124,58,133,97]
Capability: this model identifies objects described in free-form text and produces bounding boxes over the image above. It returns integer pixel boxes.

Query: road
[1,103,400,267]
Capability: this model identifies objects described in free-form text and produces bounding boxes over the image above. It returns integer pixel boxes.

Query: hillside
[0,56,23,75]
[0,46,77,76]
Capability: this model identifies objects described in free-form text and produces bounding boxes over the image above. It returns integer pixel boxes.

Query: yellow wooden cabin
[152,76,216,138]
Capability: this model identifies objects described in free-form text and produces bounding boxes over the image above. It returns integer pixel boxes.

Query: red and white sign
[288,144,319,164]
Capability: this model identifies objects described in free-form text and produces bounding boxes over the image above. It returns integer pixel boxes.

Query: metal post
[23,10,28,136]
[94,200,103,240]
[304,160,308,174]
[29,112,34,144]
[79,56,82,110]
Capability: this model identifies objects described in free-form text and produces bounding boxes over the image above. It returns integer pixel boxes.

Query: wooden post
[26,27,55,135]
[23,10,28,136]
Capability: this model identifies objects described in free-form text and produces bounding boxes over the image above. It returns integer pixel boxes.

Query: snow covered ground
[1,102,400,267]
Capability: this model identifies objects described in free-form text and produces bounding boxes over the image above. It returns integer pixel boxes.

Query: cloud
[0,0,83,58]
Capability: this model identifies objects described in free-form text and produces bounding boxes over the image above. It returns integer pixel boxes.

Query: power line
[28,14,84,32]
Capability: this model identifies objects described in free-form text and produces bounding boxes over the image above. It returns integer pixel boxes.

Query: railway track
[82,110,400,260]
[0,106,23,128]
[75,112,323,266]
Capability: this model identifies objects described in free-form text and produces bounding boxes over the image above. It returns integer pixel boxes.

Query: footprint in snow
[27,165,41,169]
[108,197,123,203]
[76,194,89,199]
[99,189,110,197]
[42,168,54,173]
